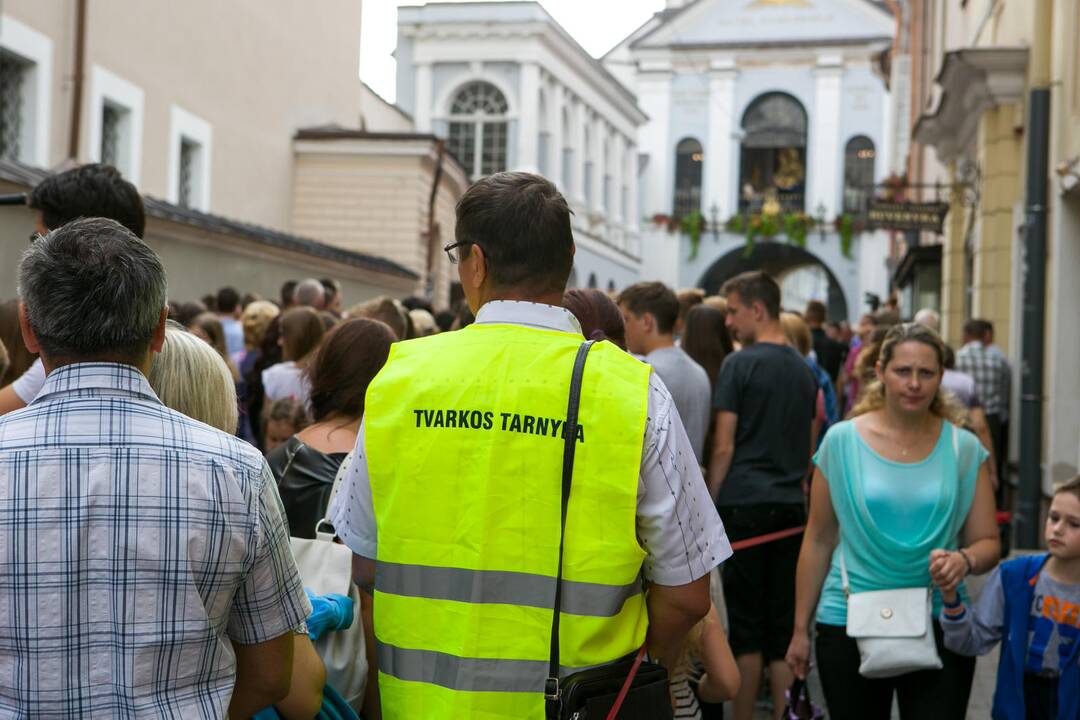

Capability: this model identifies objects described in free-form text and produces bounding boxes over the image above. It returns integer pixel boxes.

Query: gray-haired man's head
[293,278,327,310]
[18,217,168,368]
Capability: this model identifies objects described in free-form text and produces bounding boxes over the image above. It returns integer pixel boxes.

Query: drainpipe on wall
[1016,0,1053,548]
[67,0,88,159]
[423,139,446,300]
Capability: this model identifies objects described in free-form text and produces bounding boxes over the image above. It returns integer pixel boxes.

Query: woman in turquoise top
[785,322,999,719]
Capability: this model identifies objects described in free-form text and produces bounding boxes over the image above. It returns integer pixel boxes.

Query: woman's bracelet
[958,548,975,576]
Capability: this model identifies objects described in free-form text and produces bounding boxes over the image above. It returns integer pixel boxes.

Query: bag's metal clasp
[544,677,559,700]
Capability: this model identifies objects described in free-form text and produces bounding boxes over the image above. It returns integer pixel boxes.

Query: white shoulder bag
[840,550,941,678]
[287,449,368,711]
[840,426,961,678]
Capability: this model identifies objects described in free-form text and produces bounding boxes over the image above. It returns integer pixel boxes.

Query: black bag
[544,341,674,720]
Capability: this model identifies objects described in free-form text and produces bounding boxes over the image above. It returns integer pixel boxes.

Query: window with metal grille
[583,124,593,207]
[447,81,508,179]
[843,135,876,215]
[673,138,703,219]
[101,103,123,168]
[561,107,574,195]
[0,50,30,161]
[178,138,199,208]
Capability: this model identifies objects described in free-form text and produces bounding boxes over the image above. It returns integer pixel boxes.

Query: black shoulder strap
[545,339,595,718]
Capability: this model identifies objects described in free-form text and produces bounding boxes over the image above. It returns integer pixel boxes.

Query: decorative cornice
[913,48,1028,163]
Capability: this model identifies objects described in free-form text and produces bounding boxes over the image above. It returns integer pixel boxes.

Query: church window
[447,81,509,179]
[673,137,703,219]
[738,93,808,213]
[843,135,876,215]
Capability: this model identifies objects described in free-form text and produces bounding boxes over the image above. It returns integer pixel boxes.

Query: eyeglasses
[443,241,473,265]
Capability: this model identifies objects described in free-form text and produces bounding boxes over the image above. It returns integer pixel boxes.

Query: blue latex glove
[305,588,355,641]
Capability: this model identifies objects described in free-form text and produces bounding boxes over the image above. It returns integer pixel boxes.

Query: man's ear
[18,302,41,354]
[642,312,657,335]
[149,307,168,354]
[468,243,489,291]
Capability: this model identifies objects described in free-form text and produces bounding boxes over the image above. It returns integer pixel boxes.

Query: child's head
[1047,475,1080,559]
[264,398,309,454]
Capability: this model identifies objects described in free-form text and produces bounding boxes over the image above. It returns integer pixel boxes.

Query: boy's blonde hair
[1053,475,1080,501]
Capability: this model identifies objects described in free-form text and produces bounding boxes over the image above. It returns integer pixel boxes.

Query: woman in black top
[267,318,395,538]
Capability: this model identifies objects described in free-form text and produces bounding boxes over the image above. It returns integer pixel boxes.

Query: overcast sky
[360,0,666,102]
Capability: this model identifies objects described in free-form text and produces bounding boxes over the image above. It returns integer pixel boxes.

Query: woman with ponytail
[785,322,999,719]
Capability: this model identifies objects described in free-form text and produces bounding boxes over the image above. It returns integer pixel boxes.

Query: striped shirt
[0,362,310,718]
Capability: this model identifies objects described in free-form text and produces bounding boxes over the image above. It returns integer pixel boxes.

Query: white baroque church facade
[397,0,896,319]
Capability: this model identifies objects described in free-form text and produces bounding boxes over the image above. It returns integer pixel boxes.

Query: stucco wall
[290,143,467,308]
[3,0,365,232]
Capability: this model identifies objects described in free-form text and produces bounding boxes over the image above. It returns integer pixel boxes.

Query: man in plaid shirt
[956,318,1011,494]
[0,218,311,717]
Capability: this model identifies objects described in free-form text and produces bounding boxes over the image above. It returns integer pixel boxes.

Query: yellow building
[889,0,1080,537]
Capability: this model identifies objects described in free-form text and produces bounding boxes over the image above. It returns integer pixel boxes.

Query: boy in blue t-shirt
[934,475,1080,720]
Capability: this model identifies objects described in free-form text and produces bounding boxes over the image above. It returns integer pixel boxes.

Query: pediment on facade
[631,0,893,50]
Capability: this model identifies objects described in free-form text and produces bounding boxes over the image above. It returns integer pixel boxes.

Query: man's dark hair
[455,172,573,295]
[217,287,240,314]
[804,300,827,325]
[402,296,434,314]
[617,282,680,334]
[320,277,340,303]
[18,217,166,362]
[963,318,993,340]
[280,280,298,308]
[28,164,145,238]
[434,310,456,333]
[721,271,781,319]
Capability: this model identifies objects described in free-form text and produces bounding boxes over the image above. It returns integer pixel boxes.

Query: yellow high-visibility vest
[364,321,651,719]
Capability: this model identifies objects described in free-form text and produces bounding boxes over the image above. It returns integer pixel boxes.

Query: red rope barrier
[730,525,805,551]
[727,512,1011,553]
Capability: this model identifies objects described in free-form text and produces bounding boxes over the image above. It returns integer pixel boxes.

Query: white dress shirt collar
[473,300,583,335]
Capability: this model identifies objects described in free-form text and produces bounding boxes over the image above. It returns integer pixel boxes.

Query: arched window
[738,93,808,213]
[673,137,703,219]
[447,81,509,179]
[843,135,876,214]
[561,106,574,195]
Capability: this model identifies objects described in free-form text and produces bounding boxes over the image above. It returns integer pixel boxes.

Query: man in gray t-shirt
[618,282,712,464]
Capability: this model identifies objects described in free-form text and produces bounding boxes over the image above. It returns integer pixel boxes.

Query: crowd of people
[0,162,1073,720]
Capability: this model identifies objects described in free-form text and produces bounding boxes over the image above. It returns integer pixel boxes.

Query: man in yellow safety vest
[330,172,731,719]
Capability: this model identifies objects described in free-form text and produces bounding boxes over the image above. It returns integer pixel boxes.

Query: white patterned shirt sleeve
[11,358,46,404]
[329,420,377,560]
[637,372,731,586]
[330,382,732,585]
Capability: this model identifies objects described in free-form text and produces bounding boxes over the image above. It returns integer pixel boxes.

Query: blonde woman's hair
[149,322,239,433]
[241,300,280,350]
[780,311,812,356]
[849,321,967,426]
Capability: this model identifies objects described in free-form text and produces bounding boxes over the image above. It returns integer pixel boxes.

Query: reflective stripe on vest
[375,561,644,617]
[365,323,651,719]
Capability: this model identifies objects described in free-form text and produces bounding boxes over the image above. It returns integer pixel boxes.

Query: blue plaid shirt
[0,363,310,718]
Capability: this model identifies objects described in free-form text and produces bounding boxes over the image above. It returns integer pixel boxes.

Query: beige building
[0,2,455,304]
[884,0,1080,510]
[292,127,470,306]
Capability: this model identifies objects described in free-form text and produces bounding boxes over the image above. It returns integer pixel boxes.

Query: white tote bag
[287,449,368,710]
